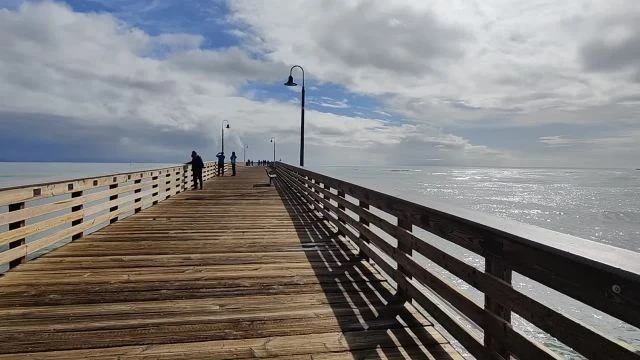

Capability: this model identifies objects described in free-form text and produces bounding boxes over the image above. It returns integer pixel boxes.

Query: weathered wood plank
[0,329,457,360]
[0,167,461,359]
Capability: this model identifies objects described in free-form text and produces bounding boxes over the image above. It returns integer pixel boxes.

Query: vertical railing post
[175,169,182,194]
[134,176,143,213]
[337,190,346,226]
[181,166,188,191]
[151,173,159,205]
[396,217,413,299]
[71,190,83,240]
[358,200,371,261]
[109,178,119,224]
[484,254,512,359]
[165,172,171,199]
[8,202,26,269]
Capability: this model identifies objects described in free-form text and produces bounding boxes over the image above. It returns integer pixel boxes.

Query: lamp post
[243,145,248,163]
[284,65,305,167]
[270,138,276,163]
[221,120,229,155]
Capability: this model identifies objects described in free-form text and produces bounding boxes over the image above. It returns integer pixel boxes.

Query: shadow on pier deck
[0,167,461,359]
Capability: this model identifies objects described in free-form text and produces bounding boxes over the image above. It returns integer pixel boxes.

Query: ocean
[1,162,639,358]
[312,165,640,358]
[0,162,180,189]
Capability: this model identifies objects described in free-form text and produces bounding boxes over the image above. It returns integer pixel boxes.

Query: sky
[0,0,639,167]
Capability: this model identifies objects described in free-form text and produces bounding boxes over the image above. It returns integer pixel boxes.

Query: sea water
[311,165,640,358]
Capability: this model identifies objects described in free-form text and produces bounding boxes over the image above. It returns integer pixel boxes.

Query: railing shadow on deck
[274,169,459,359]
[273,162,640,360]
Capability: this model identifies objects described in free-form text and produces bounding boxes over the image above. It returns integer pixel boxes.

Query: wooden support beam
[8,202,26,269]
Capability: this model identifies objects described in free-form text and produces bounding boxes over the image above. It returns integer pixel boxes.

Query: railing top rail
[0,163,214,192]
[0,162,217,206]
[275,162,640,359]
[276,162,640,278]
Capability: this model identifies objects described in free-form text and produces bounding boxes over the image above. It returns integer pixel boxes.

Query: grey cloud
[314,2,470,74]
[580,16,640,77]
[580,38,640,73]
[49,64,179,95]
[0,111,211,162]
[168,47,286,82]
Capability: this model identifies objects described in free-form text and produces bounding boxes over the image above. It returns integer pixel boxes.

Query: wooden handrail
[0,162,223,271]
[275,162,640,360]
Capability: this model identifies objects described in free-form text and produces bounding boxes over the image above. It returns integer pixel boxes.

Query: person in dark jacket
[216,152,225,176]
[230,151,237,176]
[186,150,204,189]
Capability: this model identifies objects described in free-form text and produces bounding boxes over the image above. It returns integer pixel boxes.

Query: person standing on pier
[186,151,204,190]
[216,151,225,176]
[230,151,237,176]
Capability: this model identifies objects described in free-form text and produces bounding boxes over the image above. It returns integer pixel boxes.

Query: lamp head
[284,75,297,86]
[225,124,230,129]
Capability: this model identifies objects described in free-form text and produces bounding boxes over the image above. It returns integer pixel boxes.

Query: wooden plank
[0,328,453,359]
[0,211,84,247]
[0,167,461,360]
[0,201,139,266]
[0,196,82,227]
[7,202,26,269]
[0,164,194,206]
[277,163,640,331]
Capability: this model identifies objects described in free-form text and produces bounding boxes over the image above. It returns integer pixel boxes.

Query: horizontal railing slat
[277,163,640,327]
[0,163,218,270]
[0,211,84,247]
[0,166,188,206]
[275,162,640,360]
[277,166,504,360]
[282,165,560,359]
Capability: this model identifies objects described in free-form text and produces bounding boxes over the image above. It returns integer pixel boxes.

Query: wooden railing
[275,162,640,360]
[0,162,228,272]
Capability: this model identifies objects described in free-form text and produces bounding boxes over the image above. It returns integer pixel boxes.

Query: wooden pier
[1,163,639,359]
[0,166,461,359]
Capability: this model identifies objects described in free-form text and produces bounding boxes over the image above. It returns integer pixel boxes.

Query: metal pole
[273,139,276,162]
[300,85,305,167]
[221,125,224,155]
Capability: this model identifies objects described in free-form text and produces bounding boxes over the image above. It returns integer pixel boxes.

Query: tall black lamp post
[270,137,276,163]
[284,65,305,166]
[221,120,229,154]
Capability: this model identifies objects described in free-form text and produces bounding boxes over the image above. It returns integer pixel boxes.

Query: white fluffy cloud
[0,1,515,166]
[0,1,638,167]
[228,0,640,127]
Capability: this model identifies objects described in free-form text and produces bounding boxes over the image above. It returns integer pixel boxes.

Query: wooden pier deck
[0,167,462,359]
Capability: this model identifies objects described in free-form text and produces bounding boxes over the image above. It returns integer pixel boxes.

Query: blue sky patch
[242,80,403,122]
[64,0,240,49]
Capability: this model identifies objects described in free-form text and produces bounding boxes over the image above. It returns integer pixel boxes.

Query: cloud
[0,1,509,166]
[373,110,392,117]
[310,97,349,109]
[1,1,638,168]
[227,0,640,131]
[579,6,640,83]
[539,135,635,147]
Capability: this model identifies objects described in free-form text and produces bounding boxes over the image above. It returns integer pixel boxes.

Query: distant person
[251,160,254,166]
[185,150,204,190]
[230,151,237,176]
[216,151,225,176]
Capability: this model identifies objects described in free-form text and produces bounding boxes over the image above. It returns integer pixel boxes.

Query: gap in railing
[512,272,640,355]
[277,164,640,360]
[0,164,202,274]
[411,282,483,359]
